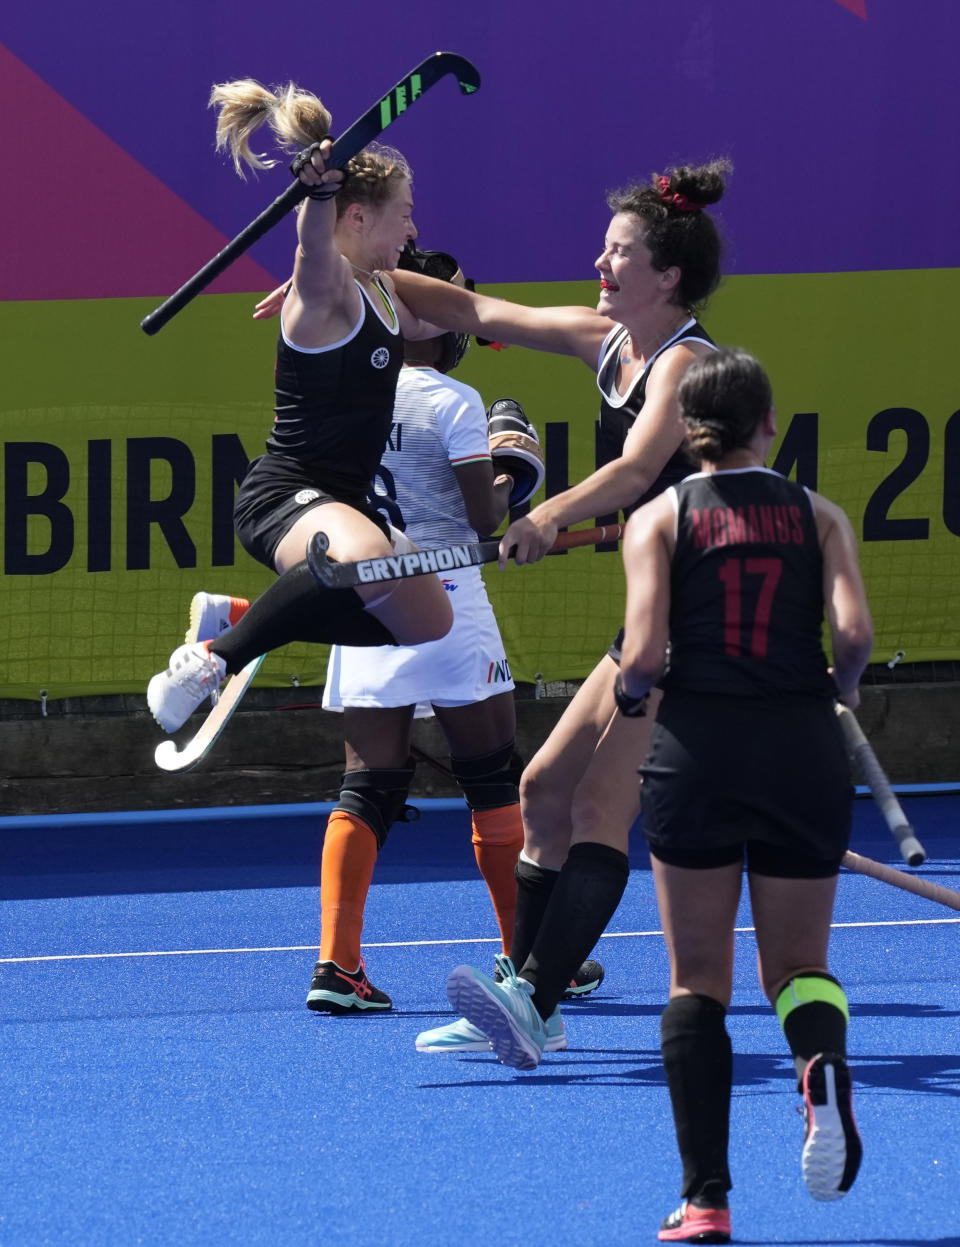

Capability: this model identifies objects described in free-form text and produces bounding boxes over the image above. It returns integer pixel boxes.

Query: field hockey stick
[306,523,624,589]
[841,850,960,912]
[835,702,927,866]
[140,52,481,335]
[154,654,265,773]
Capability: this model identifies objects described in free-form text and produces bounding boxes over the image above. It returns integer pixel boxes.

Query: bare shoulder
[807,489,857,547]
[639,340,710,405]
[656,336,714,374]
[624,491,675,550]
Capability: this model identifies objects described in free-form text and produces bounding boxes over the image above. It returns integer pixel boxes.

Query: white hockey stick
[154,655,265,773]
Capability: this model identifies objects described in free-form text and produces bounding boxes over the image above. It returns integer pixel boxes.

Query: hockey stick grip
[550,523,622,552]
[306,523,621,589]
[842,850,960,911]
[836,704,926,866]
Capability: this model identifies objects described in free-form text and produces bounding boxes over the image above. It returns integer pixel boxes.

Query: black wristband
[613,671,649,717]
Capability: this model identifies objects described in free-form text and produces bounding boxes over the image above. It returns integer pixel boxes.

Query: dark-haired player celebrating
[398,162,730,1063]
[617,347,872,1242]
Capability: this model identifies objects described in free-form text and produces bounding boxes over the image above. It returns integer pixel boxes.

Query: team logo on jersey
[371,347,391,369]
[295,489,321,506]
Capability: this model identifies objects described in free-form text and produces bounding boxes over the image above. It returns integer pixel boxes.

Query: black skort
[234,453,390,569]
[640,690,852,878]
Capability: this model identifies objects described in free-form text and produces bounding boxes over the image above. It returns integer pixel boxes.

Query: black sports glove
[290,142,341,200]
[486,398,545,507]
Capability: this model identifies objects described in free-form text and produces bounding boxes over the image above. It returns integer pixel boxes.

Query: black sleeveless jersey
[595,317,714,518]
[268,278,403,492]
[662,467,836,698]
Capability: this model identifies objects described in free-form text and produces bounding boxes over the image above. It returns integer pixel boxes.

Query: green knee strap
[775,975,849,1027]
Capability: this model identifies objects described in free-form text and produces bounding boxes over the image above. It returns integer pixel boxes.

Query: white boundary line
[3,916,958,965]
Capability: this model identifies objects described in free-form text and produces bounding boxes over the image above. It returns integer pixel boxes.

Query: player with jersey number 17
[618,347,873,1242]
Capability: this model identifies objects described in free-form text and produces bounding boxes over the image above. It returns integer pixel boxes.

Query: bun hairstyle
[678,347,773,463]
[606,158,731,313]
[209,79,411,212]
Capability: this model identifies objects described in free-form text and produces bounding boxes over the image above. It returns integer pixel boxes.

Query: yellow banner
[1,271,957,698]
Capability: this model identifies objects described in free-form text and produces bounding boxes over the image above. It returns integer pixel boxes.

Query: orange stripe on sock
[319,811,378,968]
[229,596,250,625]
[471,805,524,955]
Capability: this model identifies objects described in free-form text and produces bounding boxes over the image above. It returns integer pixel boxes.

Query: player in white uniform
[311,246,601,1032]
[322,364,513,716]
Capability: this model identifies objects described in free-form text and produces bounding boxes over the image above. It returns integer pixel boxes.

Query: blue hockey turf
[2,794,959,1246]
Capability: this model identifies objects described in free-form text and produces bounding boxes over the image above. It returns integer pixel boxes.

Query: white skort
[323,563,514,716]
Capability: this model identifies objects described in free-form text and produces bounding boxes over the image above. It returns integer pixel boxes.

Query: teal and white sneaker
[415,1005,566,1053]
[494,957,605,1000]
[445,954,548,1070]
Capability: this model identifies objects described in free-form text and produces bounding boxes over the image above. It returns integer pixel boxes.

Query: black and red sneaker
[801,1052,862,1200]
[305,959,392,1014]
[657,1201,731,1244]
[494,958,605,999]
[563,959,605,1000]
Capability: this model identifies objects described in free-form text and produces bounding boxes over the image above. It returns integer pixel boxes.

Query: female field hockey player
[394,161,730,1058]
[619,348,871,1241]
[148,80,455,731]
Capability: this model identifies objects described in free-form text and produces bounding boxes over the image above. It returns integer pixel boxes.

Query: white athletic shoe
[185,592,250,644]
[801,1052,862,1200]
[415,1005,566,1053]
[147,642,228,733]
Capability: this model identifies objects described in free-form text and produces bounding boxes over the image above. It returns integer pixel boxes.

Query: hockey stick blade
[154,654,265,773]
[141,52,481,335]
[306,523,622,589]
[835,703,927,866]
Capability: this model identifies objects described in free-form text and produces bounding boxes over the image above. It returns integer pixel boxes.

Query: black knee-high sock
[660,994,732,1205]
[521,841,629,1019]
[209,561,395,673]
[776,971,849,1086]
[509,856,560,974]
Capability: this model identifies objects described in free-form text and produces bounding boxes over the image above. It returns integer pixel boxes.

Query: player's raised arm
[391,268,613,365]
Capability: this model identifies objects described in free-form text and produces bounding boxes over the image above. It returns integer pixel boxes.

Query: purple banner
[2,0,957,297]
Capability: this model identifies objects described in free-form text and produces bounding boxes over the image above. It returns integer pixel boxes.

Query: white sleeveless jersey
[368,366,491,546]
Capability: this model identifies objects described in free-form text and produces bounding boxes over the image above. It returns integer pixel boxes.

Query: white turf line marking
[3,916,958,965]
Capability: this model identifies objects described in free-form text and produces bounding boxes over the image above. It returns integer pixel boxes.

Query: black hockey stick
[140,52,480,335]
[306,523,623,589]
[835,703,927,866]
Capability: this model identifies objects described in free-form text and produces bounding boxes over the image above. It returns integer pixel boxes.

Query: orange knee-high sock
[471,805,525,954]
[319,810,379,969]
